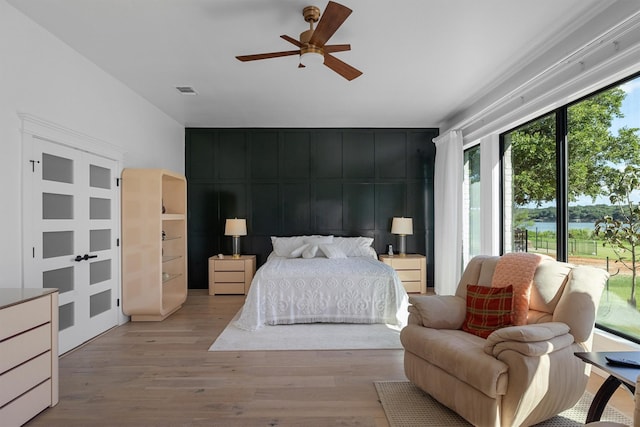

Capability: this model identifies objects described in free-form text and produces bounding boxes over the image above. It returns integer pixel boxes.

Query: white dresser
[0,288,59,426]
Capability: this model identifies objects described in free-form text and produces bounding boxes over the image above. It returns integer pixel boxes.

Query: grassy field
[598,275,640,337]
[523,232,640,338]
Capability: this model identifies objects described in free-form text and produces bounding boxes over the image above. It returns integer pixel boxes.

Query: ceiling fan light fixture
[300,46,324,67]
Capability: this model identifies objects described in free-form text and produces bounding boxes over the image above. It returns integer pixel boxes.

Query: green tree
[507,88,634,206]
[595,165,640,306]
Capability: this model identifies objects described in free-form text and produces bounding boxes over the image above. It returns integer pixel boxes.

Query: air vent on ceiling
[176,86,198,95]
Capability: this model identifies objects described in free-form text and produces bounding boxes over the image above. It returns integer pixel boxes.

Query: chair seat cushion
[400,325,509,397]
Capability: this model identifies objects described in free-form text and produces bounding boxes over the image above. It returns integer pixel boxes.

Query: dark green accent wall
[185,128,438,289]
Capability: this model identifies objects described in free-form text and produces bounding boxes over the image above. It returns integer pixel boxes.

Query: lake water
[525,222,596,232]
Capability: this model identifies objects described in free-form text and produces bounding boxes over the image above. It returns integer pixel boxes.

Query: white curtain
[433,130,463,295]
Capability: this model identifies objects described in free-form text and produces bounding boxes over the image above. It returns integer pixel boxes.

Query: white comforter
[234,255,409,331]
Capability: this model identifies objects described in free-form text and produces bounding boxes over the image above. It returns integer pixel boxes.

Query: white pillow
[302,245,319,258]
[319,244,347,259]
[304,235,334,245]
[333,236,374,257]
[271,236,316,257]
[289,243,310,258]
[302,236,333,257]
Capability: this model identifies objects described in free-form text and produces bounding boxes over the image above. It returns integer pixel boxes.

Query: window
[502,113,557,256]
[501,73,640,342]
[463,145,481,265]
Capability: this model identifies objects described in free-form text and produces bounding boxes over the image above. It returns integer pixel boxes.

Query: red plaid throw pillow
[462,284,514,338]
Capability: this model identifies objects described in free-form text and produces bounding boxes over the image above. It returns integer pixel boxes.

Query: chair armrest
[408,295,466,329]
[484,322,575,358]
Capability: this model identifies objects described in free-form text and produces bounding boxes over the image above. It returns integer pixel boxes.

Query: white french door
[23,131,120,355]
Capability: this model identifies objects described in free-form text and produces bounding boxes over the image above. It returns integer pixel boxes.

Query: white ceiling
[8,0,612,128]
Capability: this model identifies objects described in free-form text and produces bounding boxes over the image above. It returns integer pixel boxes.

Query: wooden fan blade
[324,53,362,81]
[324,44,351,53]
[309,1,352,48]
[280,35,302,47]
[236,50,300,62]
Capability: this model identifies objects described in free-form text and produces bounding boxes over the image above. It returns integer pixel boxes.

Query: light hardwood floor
[25,290,634,426]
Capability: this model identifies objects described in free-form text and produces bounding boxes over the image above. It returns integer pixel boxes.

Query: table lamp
[391,217,413,257]
[225,218,247,259]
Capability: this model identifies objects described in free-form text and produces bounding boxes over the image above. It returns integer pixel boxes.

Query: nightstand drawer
[402,281,422,293]
[215,271,244,282]
[215,260,246,271]
[379,254,426,294]
[390,258,420,270]
[213,283,245,294]
[208,255,256,296]
[397,270,421,282]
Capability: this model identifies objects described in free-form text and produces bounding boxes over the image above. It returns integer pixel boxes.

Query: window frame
[499,70,640,343]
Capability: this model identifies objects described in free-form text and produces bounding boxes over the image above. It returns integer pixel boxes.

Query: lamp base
[398,234,407,257]
[232,236,241,259]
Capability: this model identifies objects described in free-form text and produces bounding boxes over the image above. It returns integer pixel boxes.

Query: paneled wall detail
[185,128,438,289]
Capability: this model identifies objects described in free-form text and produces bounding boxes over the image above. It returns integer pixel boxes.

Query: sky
[610,77,640,135]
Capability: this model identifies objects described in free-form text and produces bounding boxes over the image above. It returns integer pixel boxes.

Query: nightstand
[379,254,426,294]
[208,255,256,295]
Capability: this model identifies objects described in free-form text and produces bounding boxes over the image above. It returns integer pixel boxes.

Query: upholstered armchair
[400,254,609,427]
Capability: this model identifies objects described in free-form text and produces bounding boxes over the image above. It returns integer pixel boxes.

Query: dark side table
[574,351,638,422]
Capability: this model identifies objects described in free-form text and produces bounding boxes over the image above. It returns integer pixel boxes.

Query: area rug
[374,381,632,426]
[209,310,402,351]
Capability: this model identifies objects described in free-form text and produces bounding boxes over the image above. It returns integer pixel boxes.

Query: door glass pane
[463,145,481,266]
[90,197,111,220]
[43,193,73,220]
[503,113,557,254]
[90,164,111,189]
[59,302,74,331]
[90,229,111,252]
[43,231,73,258]
[90,259,111,285]
[90,289,111,317]
[567,76,640,341]
[42,153,73,184]
[43,267,74,293]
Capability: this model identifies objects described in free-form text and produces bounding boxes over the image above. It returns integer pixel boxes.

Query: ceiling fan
[236,1,362,81]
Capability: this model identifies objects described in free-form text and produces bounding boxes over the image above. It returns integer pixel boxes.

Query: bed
[234,235,409,331]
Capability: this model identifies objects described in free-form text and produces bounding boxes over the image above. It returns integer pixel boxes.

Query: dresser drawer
[0,378,51,427]
[215,271,244,282]
[0,324,51,374]
[213,283,246,294]
[0,296,51,341]
[215,260,246,271]
[397,270,421,282]
[0,351,51,407]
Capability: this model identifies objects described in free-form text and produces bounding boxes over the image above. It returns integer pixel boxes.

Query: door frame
[20,113,128,326]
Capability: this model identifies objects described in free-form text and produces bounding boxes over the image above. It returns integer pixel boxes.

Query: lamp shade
[224,218,247,236]
[391,217,413,235]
